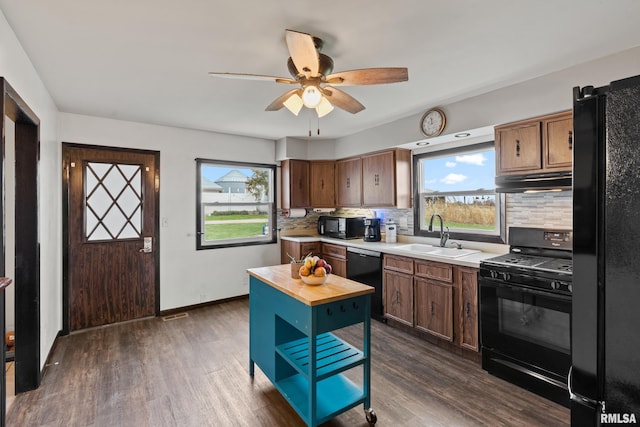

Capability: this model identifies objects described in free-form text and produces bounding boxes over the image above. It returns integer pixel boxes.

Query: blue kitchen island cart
[247,264,376,426]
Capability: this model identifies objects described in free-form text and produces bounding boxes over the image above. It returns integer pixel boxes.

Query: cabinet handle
[298,178,303,190]
[320,179,324,190]
[352,301,359,310]
[340,304,347,312]
[346,177,350,188]
[374,174,379,186]
[326,308,333,316]
[568,131,573,150]
[515,139,521,157]
[431,301,435,315]
[466,302,471,318]
[395,290,400,305]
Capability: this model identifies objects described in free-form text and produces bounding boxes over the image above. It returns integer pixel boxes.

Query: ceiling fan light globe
[283,93,304,115]
[302,85,322,108]
[316,97,334,118]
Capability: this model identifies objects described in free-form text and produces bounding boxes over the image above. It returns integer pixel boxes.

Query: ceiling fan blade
[321,86,365,114]
[208,72,297,84]
[285,29,320,78]
[265,88,303,111]
[325,67,408,86]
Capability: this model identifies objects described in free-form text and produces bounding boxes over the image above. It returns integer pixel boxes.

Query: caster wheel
[365,408,377,425]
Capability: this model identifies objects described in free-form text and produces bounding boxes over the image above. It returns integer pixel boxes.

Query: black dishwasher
[347,247,385,322]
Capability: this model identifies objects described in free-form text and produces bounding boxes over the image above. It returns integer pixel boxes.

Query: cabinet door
[310,161,335,207]
[336,157,362,207]
[362,151,395,206]
[457,267,479,351]
[415,277,453,341]
[496,122,541,175]
[281,240,320,264]
[383,269,413,326]
[323,255,346,277]
[543,112,573,171]
[282,159,310,208]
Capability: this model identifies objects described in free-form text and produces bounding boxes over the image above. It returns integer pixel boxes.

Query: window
[196,159,276,249]
[413,142,505,243]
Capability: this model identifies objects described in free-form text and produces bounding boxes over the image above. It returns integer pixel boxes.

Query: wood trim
[159,294,248,317]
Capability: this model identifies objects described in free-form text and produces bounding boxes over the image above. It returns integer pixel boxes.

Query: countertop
[247,264,374,306]
[280,234,501,268]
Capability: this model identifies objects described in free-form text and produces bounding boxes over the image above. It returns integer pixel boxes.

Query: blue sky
[422,148,494,192]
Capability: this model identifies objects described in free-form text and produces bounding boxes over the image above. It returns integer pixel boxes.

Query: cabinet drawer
[383,254,414,274]
[321,243,347,259]
[300,242,321,256]
[415,259,453,283]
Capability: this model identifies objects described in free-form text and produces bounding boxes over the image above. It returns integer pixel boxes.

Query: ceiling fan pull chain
[317,116,320,136]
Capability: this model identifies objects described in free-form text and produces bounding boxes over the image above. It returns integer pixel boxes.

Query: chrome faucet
[428,213,450,247]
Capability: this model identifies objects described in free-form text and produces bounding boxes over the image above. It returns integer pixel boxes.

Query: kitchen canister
[386,222,397,243]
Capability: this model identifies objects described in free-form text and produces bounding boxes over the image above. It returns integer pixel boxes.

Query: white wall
[335,45,640,158]
[0,9,61,369]
[58,113,280,309]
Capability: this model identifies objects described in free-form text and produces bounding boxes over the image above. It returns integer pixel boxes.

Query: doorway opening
[1,78,41,425]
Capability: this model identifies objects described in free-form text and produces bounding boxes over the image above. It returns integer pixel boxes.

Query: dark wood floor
[7,298,569,426]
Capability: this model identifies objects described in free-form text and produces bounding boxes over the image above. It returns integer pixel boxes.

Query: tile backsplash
[277,191,572,237]
[505,192,572,230]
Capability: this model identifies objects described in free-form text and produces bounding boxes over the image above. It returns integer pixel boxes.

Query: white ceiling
[2,1,640,141]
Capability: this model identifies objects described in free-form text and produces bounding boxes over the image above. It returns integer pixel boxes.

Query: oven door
[480,277,571,379]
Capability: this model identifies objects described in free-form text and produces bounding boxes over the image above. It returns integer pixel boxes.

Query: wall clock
[420,108,446,137]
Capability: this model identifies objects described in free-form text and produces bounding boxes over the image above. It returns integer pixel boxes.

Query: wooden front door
[63,144,159,332]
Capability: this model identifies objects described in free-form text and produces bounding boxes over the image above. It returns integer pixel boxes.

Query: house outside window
[196,159,276,249]
[413,142,505,244]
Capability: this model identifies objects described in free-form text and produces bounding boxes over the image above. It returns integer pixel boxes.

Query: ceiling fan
[209,29,408,118]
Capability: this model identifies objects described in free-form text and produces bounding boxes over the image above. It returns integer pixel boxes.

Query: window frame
[412,142,506,244]
[196,158,277,250]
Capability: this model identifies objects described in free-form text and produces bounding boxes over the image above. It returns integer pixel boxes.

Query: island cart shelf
[248,264,377,427]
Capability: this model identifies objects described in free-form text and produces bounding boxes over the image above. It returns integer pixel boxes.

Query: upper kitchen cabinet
[336,157,362,207]
[281,159,310,208]
[495,110,572,176]
[309,160,336,208]
[361,149,412,208]
[542,111,573,171]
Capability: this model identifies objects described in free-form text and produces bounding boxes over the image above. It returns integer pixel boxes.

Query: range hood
[495,171,572,193]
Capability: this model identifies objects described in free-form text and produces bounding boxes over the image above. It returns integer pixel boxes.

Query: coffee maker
[363,218,382,242]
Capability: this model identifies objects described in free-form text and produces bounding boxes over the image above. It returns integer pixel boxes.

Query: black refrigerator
[572,74,640,425]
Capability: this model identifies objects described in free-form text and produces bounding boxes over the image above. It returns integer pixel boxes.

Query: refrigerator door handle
[567,366,603,409]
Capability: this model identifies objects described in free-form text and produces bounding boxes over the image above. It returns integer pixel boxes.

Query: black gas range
[479,227,572,407]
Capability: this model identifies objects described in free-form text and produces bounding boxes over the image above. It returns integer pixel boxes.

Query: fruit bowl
[300,274,329,286]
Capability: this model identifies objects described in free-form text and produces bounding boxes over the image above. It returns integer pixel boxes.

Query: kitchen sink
[394,244,479,259]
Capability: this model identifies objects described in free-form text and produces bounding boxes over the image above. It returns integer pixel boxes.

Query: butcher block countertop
[247,264,374,306]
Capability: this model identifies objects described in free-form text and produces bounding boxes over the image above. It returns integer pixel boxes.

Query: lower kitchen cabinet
[414,277,453,341]
[457,266,479,351]
[281,240,321,264]
[382,253,479,356]
[383,269,414,326]
[321,243,347,277]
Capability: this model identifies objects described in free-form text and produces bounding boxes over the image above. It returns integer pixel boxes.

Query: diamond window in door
[85,162,143,241]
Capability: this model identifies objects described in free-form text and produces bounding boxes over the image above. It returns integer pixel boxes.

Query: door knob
[139,236,152,253]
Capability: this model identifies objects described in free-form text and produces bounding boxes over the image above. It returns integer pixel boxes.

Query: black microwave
[317,216,365,239]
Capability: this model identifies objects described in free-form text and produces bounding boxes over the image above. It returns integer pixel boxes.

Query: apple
[316,259,326,269]
[325,263,332,275]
